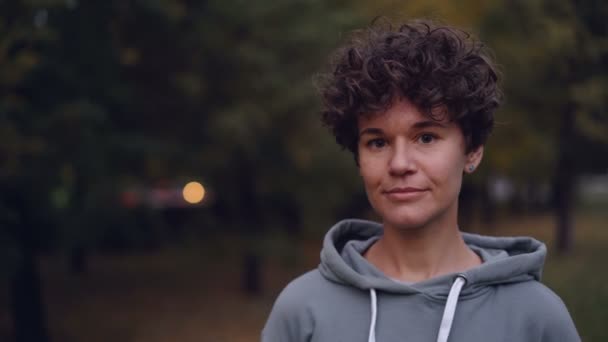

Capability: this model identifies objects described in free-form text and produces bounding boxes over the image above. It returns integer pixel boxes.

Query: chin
[381,212,432,230]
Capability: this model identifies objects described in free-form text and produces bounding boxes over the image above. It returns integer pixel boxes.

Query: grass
[0,211,606,341]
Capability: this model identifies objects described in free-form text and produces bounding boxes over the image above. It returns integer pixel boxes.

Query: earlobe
[465,146,484,173]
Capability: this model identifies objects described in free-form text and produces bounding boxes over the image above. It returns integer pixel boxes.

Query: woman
[262,19,580,342]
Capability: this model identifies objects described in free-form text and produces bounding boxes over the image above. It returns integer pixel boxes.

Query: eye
[366,138,387,149]
[418,133,437,144]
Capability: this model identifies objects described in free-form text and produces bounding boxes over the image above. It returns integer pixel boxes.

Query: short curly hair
[317,19,501,162]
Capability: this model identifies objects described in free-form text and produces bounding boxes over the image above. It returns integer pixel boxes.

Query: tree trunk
[243,251,261,294]
[12,246,50,342]
[236,152,263,295]
[480,177,497,229]
[69,245,89,275]
[554,105,576,254]
[5,181,51,342]
[458,181,475,231]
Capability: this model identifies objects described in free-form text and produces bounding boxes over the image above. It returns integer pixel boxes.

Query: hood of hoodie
[319,219,547,299]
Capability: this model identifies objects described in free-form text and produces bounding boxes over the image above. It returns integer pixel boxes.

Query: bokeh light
[182,181,205,204]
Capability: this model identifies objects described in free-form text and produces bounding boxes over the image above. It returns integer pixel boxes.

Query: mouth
[382,187,427,201]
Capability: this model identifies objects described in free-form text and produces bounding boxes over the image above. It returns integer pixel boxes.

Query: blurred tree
[481,0,608,253]
[182,0,364,293]
[353,0,493,26]
[1,0,127,339]
[2,4,367,338]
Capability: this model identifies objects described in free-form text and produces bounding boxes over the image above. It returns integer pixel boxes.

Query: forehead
[358,98,450,129]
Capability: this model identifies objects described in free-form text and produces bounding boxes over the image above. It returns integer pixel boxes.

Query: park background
[1,0,607,341]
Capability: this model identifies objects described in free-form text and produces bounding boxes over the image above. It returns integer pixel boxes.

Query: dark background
[1,0,607,341]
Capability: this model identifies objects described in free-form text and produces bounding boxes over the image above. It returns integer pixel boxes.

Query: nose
[388,138,416,176]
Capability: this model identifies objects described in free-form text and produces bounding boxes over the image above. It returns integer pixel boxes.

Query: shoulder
[506,281,571,316]
[500,281,580,341]
[262,270,330,342]
[271,269,331,309]
[267,268,350,317]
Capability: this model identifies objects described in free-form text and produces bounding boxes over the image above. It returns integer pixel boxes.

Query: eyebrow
[411,120,448,129]
[358,127,384,137]
[358,120,447,137]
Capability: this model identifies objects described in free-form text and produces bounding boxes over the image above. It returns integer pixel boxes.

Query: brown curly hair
[317,19,502,162]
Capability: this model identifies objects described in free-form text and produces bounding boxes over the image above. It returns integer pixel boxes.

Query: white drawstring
[436,275,467,342]
[367,275,467,342]
[368,289,377,342]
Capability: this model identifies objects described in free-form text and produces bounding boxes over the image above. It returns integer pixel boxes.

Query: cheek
[426,153,466,188]
[358,158,383,188]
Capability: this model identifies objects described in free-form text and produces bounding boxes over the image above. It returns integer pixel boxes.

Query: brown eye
[367,138,386,149]
[419,134,436,144]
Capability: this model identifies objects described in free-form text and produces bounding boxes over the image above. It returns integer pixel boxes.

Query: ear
[464,145,484,173]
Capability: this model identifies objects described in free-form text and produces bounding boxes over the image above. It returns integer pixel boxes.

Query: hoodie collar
[319,219,546,298]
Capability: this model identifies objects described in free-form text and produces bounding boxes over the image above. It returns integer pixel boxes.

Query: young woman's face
[357,98,482,231]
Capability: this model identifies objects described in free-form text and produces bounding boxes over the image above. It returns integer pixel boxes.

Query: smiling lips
[383,187,427,201]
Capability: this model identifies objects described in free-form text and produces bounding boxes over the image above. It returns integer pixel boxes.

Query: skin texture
[358,97,483,282]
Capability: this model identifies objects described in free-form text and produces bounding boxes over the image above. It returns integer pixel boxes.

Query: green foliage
[2,0,606,251]
[0,0,368,254]
[480,0,608,179]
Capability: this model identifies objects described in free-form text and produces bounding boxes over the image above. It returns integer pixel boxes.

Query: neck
[364,214,481,283]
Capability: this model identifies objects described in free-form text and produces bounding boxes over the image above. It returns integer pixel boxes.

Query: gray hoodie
[262,219,580,342]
